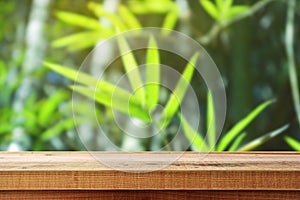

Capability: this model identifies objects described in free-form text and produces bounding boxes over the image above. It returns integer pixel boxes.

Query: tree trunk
[9,0,50,151]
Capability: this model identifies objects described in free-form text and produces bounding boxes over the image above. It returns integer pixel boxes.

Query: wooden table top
[0,152,299,190]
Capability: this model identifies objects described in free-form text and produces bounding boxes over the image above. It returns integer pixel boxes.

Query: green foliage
[128,0,176,14]
[53,1,179,51]
[161,3,179,31]
[228,132,246,151]
[118,5,142,29]
[21,90,76,142]
[0,61,7,87]
[237,124,289,151]
[180,93,288,151]
[159,53,199,128]
[55,11,103,30]
[206,91,216,148]
[52,31,112,51]
[217,100,273,151]
[88,2,127,31]
[44,62,150,122]
[1,0,296,151]
[117,35,146,104]
[0,61,20,146]
[128,0,179,30]
[46,37,198,149]
[40,118,75,141]
[0,1,15,40]
[0,59,76,150]
[285,136,300,151]
[44,62,141,100]
[47,33,288,151]
[179,113,209,151]
[71,86,151,122]
[200,0,249,23]
[0,108,15,135]
[145,37,160,110]
[38,91,69,126]
[0,61,21,107]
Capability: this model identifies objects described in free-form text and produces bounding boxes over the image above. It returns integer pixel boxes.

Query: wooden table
[0,152,299,199]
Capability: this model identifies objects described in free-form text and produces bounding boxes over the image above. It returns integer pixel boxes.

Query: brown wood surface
[0,190,299,200]
[0,152,299,191]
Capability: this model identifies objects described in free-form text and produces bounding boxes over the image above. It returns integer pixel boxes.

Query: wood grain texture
[0,152,299,190]
[1,190,299,200]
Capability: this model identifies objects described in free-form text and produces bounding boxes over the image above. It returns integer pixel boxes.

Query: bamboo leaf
[178,114,209,151]
[128,2,150,14]
[206,91,216,149]
[117,36,146,105]
[200,0,219,21]
[216,0,224,10]
[88,2,127,31]
[66,31,113,51]
[217,100,273,151]
[223,0,234,10]
[158,53,199,128]
[44,62,140,105]
[228,132,246,151]
[146,36,160,110]
[285,136,300,151]
[217,0,234,20]
[129,0,174,14]
[55,11,103,30]
[118,5,142,29]
[71,86,151,122]
[238,124,289,151]
[52,31,113,51]
[162,4,178,34]
[41,118,76,141]
[22,109,37,129]
[38,90,69,126]
[52,31,98,49]
[44,61,98,86]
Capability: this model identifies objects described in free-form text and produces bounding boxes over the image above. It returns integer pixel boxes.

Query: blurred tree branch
[198,0,275,45]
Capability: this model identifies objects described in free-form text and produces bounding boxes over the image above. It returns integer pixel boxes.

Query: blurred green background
[0,0,299,151]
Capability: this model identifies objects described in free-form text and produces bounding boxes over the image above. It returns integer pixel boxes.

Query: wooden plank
[0,190,299,200]
[0,152,299,190]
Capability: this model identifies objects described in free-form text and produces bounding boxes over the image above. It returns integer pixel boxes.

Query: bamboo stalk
[285,0,300,127]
